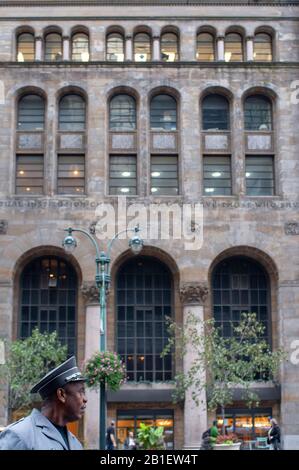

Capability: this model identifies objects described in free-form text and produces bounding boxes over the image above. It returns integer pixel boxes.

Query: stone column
[0,277,13,427]
[35,36,43,61]
[179,282,209,450]
[216,36,225,61]
[125,35,133,61]
[152,36,160,61]
[246,36,254,61]
[81,282,102,449]
[63,36,70,61]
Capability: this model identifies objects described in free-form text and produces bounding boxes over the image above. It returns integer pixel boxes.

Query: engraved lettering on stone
[247,134,271,150]
[18,134,42,149]
[153,133,176,149]
[112,134,134,149]
[285,222,299,235]
[60,134,83,149]
[205,134,228,150]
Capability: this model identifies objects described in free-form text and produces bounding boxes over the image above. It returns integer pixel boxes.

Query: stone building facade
[0,0,298,449]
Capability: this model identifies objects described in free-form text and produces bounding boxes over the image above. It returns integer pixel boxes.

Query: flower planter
[213,442,241,451]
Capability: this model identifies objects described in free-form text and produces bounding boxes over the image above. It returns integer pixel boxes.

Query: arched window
[59,94,86,131]
[17,33,35,62]
[202,94,230,131]
[116,257,173,381]
[72,33,89,61]
[254,33,272,62]
[196,33,215,61]
[17,94,45,131]
[106,32,125,61]
[45,33,62,61]
[134,33,151,61]
[19,256,78,355]
[109,94,136,131]
[225,33,243,62]
[150,94,177,131]
[161,32,178,62]
[244,95,272,131]
[212,257,270,342]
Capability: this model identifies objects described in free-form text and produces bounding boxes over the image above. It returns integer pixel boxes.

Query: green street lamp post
[62,225,143,449]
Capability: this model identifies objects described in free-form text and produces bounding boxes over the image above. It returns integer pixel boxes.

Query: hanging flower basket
[84,351,127,392]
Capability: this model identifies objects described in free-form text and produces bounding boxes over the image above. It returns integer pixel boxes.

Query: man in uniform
[0,356,87,450]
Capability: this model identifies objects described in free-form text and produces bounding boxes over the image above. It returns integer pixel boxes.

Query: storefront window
[216,409,272,443]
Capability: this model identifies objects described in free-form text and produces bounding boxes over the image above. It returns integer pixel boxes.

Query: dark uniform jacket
[0,409,83,450]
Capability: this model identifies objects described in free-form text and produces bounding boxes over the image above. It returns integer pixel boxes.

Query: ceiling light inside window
[122,172,131,177]
[121,188,130,193]
[205,188,215,193]
[151,187,158,193]
[212,172,222,177]
[151,172,161,177]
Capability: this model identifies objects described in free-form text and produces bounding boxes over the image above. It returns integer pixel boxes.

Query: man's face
[63,381,87,422]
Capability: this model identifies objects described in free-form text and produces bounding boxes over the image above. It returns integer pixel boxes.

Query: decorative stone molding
[81,282,110,304]
[89,221,97,235]
[285,222,299,235]
[179,282,209,306]
[0,220,8,235]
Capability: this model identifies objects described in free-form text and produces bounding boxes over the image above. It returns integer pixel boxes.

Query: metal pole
[98,254,108,450]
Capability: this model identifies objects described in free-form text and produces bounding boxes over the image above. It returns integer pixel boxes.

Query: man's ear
[56,387,67,403]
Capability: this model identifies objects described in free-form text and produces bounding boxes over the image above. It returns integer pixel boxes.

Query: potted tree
[137,423,165,450]
[163,313,286,450]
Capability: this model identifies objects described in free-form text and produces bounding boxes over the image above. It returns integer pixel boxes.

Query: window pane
[203,156,232,196]
[107,33,124,61]
[244,95,272,131]
[109,155,137,195]
[18,94,45,131]
[57,154,85,194]
[16,154,44,194]
[150,95,177,131]
[196,33,215,61]
[134,33,151,61]
[72,33,89,61]
[225,33,243,62]
[202,94,229,130]
[151,155,178,195]
[161,33,178,62]
[59,94,86,131]
[110,94,136,130]
[17,33,35,62]
[246,156,274,196]
[254,33,272,62]
[45,33,62,61]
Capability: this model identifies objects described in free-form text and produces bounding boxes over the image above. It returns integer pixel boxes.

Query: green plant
[84,351,126,391]
[137,423,165,450]
[162,312,286,435]
[0,329,67,413]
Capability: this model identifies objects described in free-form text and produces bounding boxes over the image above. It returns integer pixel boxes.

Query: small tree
[163,312,286,435]
[0,329,67,415]
[137,423,165,450]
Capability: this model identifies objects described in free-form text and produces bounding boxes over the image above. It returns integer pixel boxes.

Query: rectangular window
[57,154,85,194]
[16,154,44,194]
[151,155,178,195]
[246,155,274,196]
[203,155,232,195]
[109,155,137,195]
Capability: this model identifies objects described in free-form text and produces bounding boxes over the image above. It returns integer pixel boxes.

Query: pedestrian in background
[268,418,281,450]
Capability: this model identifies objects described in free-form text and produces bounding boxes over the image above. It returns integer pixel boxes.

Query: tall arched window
[17,33,35,62]
[212,256,270,342]
[196,33,215,61]
[244,95,272,131]
[225,33,243,62]
[71,33,89,61]
[106,32,125,61]
[19,256,78,355]
[18,94,45,131]
[202,94,230,130]
[45,33,62,61]
[150,94,177,131]
[59,94,86,131]
[161,32,179,62]
[134,33,151,61]
[254,33,272,62]
[109,94,136,131]
[116,257,173,381]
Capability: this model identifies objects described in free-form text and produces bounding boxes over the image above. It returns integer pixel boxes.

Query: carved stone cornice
[179,282,209,306]
[81,282,110,304]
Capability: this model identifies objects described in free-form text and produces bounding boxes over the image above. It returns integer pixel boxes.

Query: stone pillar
[246,37,254,61]
[217,36,225,61]
[125,35,133,61]
[152,36,160,61]
[63,36,70,61]
[35,37,42,61]
[81,282,102,449]
[179,282,209,450]
[0,279,13,427]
